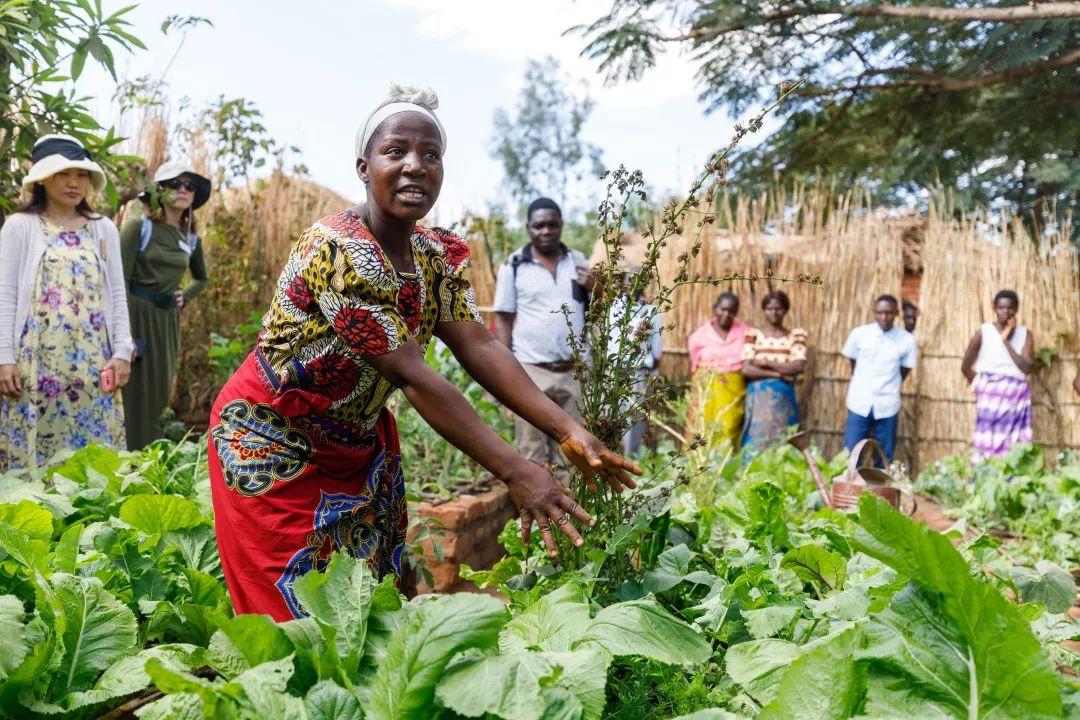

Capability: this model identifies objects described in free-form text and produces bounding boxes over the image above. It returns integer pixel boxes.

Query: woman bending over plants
[207,85,639,620]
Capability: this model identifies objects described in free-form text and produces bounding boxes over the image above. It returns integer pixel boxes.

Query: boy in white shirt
[840,295,917,462]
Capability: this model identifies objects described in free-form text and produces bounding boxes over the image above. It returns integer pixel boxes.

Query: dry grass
[118,103,352,423]
[915,202,1079,463]
[593,183,1078,470]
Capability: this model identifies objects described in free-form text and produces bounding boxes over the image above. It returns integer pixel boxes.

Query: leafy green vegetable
[1010,561,1077,614]
[0,595,27,682]
[120,494,205,536]
[581,600,711,666]
[780,545,846,593]
[50,572,139,697]
[854,494,1063,719]
[361,593,508,720]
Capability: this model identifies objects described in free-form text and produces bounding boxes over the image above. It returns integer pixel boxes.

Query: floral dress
[0,219,125,471]
[207,209,482,620]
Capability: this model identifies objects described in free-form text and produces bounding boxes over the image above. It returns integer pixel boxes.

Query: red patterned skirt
[207,351,406,621]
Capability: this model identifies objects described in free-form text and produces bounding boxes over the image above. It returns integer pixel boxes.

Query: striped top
[741,327,808,364]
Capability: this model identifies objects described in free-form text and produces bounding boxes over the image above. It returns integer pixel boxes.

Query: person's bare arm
[757,358,806,375]
[366,338,593,557]
[960,331,981,383]
[438,321,640,491]
[741,362,780,380]
[1002,328,1035,375]
[493,311,515,349]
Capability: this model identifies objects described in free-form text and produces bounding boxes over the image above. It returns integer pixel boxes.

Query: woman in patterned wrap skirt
[207,86,640,620]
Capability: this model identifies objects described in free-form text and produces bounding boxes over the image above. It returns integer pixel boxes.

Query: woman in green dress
[121,161,210,449]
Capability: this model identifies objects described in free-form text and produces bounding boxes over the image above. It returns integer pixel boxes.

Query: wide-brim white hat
[22,134,106,191]
[149,160,212,209]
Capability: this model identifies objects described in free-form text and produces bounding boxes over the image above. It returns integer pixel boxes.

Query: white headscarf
[355,84,446,159]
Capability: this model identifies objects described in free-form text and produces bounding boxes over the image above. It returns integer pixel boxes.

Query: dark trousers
[842,409,898,463]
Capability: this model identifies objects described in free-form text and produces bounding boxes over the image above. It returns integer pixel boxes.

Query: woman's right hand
[0,365,23,398]
[505,462,594,558]
[1001,317,1016,340]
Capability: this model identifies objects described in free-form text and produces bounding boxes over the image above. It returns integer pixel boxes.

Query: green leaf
[52,522,84,573]
[724,639,801,706]
[292,552,379,675]
[0,520,51,574]
[460,555,520,590]
[50,444,124,486]
[501,580,591,653]
[741,605,800,640]
[436,652,561,720]
[363,593,507,720]
[45,643,197,712]
[0,477,74,519]
[1010,561,1076,614]
[543,648,611,720]
[134,692,203,720]
[163,526,220,575]
[305,680,363,720]
[0,500,54,539]
[780,545,846,592]
[758,627,863,720]
[50,573,138,696]
[70,45,87,80]
[671,711,751,720]
[854,494,1062,719]
[119,494,205,535]
[578,600,710,666]
[281,617,340,688]
[233,656,305,718]
[0,595,27,682]
[211,614,293,670]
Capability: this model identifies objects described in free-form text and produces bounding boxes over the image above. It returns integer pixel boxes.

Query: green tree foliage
[0,0,146,215]
[575,1,1079,219]
[492,56,605,208]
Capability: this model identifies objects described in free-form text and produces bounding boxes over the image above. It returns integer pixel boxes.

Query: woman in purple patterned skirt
[961,290,1035,461]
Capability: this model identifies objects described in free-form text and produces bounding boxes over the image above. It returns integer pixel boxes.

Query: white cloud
[378,0,698,108]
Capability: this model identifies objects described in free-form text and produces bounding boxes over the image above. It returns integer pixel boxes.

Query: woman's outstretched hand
[558,424,642,493]
[506,464,593,558]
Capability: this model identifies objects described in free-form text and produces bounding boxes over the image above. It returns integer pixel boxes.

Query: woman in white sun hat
[120,160,211,449]
[0,133,132,471]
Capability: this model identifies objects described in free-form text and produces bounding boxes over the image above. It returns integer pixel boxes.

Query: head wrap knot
[356,84,446,159]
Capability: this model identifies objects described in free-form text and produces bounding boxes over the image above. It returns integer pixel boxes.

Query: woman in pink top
[687,292,749,448]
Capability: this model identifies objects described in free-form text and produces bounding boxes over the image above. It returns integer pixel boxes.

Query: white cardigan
[0,212,133,366]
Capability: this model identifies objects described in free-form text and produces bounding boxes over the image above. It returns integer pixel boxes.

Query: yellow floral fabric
[257,209,482,431]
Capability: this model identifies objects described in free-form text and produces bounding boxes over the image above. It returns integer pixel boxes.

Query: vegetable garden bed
[0,439,1076,719]
[412,484,516,593]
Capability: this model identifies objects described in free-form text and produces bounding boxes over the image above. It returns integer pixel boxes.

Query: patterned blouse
[257,209,482,431]
[741,327,809,365]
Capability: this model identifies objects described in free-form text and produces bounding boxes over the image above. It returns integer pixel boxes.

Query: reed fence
[469,184,1079,471]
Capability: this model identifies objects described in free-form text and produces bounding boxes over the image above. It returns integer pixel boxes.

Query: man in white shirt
[493,197,591,479]
[841,295,917,462]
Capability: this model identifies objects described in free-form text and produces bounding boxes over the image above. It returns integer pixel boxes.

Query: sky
[76,0,772,225]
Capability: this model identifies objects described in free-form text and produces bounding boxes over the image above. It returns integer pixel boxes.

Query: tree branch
[657,2,1080,42]
[804,46,1080,94]
[847,2,1080,22]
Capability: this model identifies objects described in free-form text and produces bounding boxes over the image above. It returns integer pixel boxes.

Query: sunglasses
[161,178,197,192]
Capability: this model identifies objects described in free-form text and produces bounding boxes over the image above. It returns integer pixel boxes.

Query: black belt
[129,282,175,310]
[532,360,575,373]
